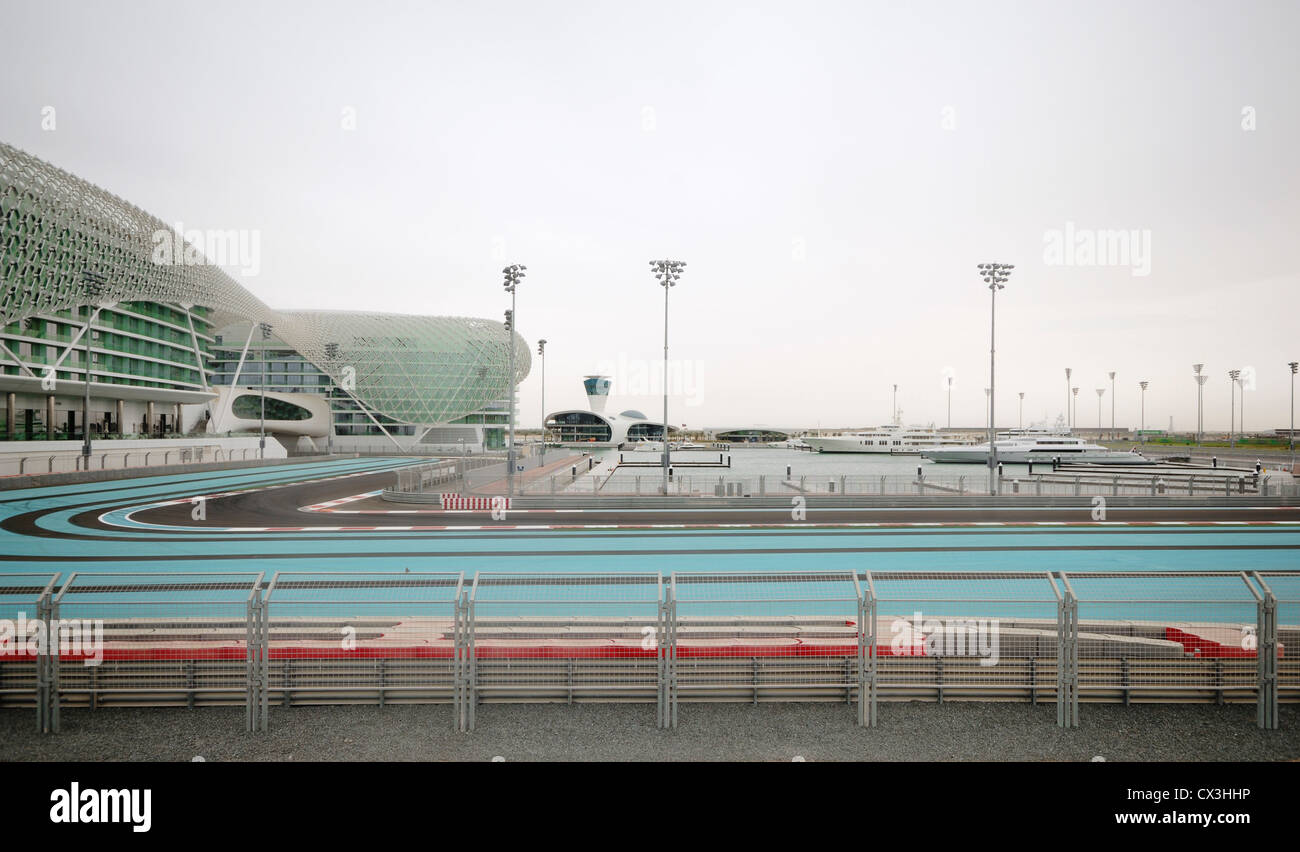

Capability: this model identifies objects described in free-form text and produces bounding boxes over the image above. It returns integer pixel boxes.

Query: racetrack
[0,457,1296,583]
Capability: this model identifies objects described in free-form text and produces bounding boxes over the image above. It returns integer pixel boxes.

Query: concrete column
[174,403,182,435]
[5,392,13,439]
[45,395,55,439]
[146,401,155,436]
[115,399,125,436]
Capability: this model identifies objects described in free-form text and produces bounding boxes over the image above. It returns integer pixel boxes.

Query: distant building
[544,375,678,446]
[0,143,527,451]
[711,427,793,442]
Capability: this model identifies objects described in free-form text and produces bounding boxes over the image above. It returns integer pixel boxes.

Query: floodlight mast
[979,262,1013,495]
[502,264,526,497]
[650,260,686,495]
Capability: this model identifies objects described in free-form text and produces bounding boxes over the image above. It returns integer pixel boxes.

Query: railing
[514,470,1299,498]
[4,569,1295,735]
[0,444,250,477]
[389,456,505,494]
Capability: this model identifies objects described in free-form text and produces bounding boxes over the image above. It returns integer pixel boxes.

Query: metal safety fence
[517,470,1299,498]
[5,570,1295,734]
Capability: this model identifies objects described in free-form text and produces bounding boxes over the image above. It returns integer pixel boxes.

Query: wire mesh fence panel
[1255,572,1300,701]
[50,573,262,730]
[1061,572,1263,705]
[0,574,59,724]
[866,571,1063,703]
[669,571,863,718]
[467,573,664,728]
[262,572,463,727]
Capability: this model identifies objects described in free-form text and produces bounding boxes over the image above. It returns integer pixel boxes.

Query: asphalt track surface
[0,457,1297,584]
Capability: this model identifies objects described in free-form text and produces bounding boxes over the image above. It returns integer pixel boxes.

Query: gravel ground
[4,702,1299,761]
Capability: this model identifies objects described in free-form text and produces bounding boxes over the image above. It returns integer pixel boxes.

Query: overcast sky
[2,0,1297,431]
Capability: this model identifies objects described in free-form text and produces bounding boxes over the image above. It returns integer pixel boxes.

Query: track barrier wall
[2,570,1294,734]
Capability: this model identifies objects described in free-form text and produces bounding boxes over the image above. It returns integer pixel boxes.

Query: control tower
[583,375,612,414]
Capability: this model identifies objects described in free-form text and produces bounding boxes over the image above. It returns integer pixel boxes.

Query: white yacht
[804,424,975,455]
[921,432,1153,465]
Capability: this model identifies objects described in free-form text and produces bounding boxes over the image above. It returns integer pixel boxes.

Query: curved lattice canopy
[1,142,529,424]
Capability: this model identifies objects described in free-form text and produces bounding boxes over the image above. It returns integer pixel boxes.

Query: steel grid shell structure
[1,142,529,432]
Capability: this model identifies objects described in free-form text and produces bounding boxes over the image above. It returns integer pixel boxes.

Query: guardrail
[3,570,1295,734]
[514,470,1299,498]
[0,444,264,477]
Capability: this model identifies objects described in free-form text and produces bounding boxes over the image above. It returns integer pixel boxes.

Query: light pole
[258,322,273,458]
[1228,369,1240,449]
[1072,387,1079,434]
[946,376,953,429]
[1139,380,1149,444]
[80,271,108,462]
[893,384,898,426]
[1096,388,1105,433]
[1193,364,1204,446]
[1108,371,1116,440]
[1018,392,1024,431]
[502,264,526,497]
[651,259,686,495]
[979,262,1013,495]
[1239,373,1246,442]
[537,339,547,462]
[1289,361,1297,469]
[1065,368,1072,431]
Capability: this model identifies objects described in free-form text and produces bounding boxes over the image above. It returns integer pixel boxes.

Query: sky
[2,0,1297,432]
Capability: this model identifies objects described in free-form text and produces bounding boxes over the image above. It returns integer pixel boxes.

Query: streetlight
[892,384,899,426]
[1289,361,1298,468]
[1139,380,1149,444]
[502,264,526,497]
[1064,368,1072,431]
[258,322,273,458]
[1239,373,1247,441]
[651,259,686,495]
[1018,391,1024,431]
[1193,364,1205,446]
[537,339,547,462]
[1096,388,1105,433]
[979,262,1013,495]
[1072,387,1079,433]
[80,271,108,462]
[1108,372,1116,440]
[1228,369,1240,449]
[946,376,953,429]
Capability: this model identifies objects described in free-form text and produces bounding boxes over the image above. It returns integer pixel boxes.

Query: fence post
[246,593,258,732]
[860,572,877,727]
[1253,574,1278,730]
[1056,572,1079,728]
